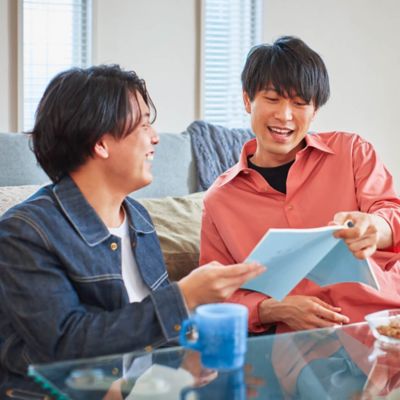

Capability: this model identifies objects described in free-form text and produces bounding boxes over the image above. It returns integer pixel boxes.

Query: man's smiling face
[243,87,317,167]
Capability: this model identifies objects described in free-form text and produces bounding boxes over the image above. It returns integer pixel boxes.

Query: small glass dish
[365,309,400,346]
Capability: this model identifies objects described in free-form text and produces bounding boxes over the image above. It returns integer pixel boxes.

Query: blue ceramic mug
[179,303,248,370]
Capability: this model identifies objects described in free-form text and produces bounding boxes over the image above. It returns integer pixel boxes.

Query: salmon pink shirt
[200,132,400,333]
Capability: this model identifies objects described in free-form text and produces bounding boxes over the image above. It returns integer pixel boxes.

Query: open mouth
[268,126,294,137]
[145,152,154,161]
[268,126,295,143]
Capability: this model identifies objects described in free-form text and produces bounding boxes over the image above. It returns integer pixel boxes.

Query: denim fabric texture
[0,176,188,385]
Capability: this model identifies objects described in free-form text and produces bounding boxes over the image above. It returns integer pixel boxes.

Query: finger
[219,268,265,292]
[334,224,367,240]
[353,245,377,259]
[243,265,266,280]
[312,297,342,312]
[333,213,370,240]
[310,316,342,329]
[346,235,376,253]
[333,211,356,226]
[220,262,265,278]
[316,305,350,324]
[341,230,377,246]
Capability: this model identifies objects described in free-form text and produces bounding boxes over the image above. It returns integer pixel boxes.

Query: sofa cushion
[137,192,204,281]
[0,133,49,186]
[0,185,40,216]
[1,185,203,282]
[133,132,197,199]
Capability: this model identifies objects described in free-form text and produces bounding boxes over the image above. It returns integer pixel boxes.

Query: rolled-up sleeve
[352,137,400,249]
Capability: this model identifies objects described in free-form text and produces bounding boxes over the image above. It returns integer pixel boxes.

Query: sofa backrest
[133,131,197,198]
[0,132,49,186]
[0,131,197,198]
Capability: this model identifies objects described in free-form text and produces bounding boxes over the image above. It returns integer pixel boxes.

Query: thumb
[332,212,352,226]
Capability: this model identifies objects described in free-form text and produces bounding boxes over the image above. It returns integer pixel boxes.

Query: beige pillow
[138,192,204,281]
[0,185,41,216]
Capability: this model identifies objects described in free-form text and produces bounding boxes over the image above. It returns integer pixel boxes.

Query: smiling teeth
[270,127,292,135]
[146,154,154,161]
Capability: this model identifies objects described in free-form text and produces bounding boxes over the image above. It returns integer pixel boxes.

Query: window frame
[199,0,262,128]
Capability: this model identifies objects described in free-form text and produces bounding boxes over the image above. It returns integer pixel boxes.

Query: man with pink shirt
[200,36,400,334]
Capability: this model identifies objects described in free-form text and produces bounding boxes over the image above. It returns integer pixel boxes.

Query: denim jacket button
[144,345,153,352]
[110,242,118,251]
[174,324,181,332]
[131,241,136,248]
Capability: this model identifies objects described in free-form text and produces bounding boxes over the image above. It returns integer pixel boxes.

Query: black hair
[241,36,330,108]
[30,64,156,182]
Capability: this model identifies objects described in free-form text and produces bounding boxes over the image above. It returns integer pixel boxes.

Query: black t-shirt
[247,157,294,194]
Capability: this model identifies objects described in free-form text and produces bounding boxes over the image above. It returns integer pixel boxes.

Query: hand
[332,211,393,259]
[259,295,350,331]
[178,261,265,310]
[102,379,124,400]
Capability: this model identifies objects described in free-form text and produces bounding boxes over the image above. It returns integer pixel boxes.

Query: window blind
[202,0,262,128]
[22,0,91,131]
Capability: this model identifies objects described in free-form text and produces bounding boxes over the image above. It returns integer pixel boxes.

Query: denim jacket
[0,176,188,381]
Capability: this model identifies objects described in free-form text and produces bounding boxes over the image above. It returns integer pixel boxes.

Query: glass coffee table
[29,322,400,399]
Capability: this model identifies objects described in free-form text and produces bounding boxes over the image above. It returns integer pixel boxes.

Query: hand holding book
[332,211,395,258]
[242,224,380,301]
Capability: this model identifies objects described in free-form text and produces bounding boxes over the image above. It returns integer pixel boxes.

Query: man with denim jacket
[0,65,264,395]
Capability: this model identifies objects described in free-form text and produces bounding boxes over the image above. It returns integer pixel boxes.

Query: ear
[243,91,252,114]
[94,137,110,159]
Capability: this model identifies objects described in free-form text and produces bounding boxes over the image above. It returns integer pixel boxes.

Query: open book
[242,225,379,301]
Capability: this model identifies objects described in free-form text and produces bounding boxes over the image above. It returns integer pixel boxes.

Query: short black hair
[30,64,156,182]
[241,36,330,108]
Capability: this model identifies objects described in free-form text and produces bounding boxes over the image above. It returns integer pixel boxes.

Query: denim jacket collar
[53,176,154,247]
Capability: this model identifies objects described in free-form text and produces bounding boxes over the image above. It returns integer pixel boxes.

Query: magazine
[242,225,379,301]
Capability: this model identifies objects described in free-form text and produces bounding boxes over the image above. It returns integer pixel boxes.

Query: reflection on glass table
[28,322,400,399]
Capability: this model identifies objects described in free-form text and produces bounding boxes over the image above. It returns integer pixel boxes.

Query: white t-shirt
[108,211,150,303]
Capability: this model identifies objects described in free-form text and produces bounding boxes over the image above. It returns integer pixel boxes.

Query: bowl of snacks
[365,309,400,345]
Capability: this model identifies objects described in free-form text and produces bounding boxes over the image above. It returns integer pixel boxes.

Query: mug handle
[179,318,201,350]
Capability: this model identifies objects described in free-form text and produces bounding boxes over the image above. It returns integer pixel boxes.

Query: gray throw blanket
[186,120,254,191]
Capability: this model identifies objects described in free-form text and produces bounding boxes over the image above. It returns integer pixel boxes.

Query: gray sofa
[0,131,198,198]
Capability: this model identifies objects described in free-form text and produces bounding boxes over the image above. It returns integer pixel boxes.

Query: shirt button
[243,170,249,175]
[174,324,181,332]
[287,205,294,211]
[110,242,118,251]
[144,345,153,352]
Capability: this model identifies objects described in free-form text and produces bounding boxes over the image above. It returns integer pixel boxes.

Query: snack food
[376,318,400,340]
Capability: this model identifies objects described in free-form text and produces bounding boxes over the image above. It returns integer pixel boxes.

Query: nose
[274,101,293,121]
[150,126,159,145]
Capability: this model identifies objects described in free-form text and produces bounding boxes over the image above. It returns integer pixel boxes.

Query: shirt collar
[52,176,153,247]
[304,132,336,154]
[217,133,335,188]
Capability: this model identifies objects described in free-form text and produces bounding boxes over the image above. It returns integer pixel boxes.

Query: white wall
[93,0,199,133]
[263,0,400,189]
[1,0,399,189]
